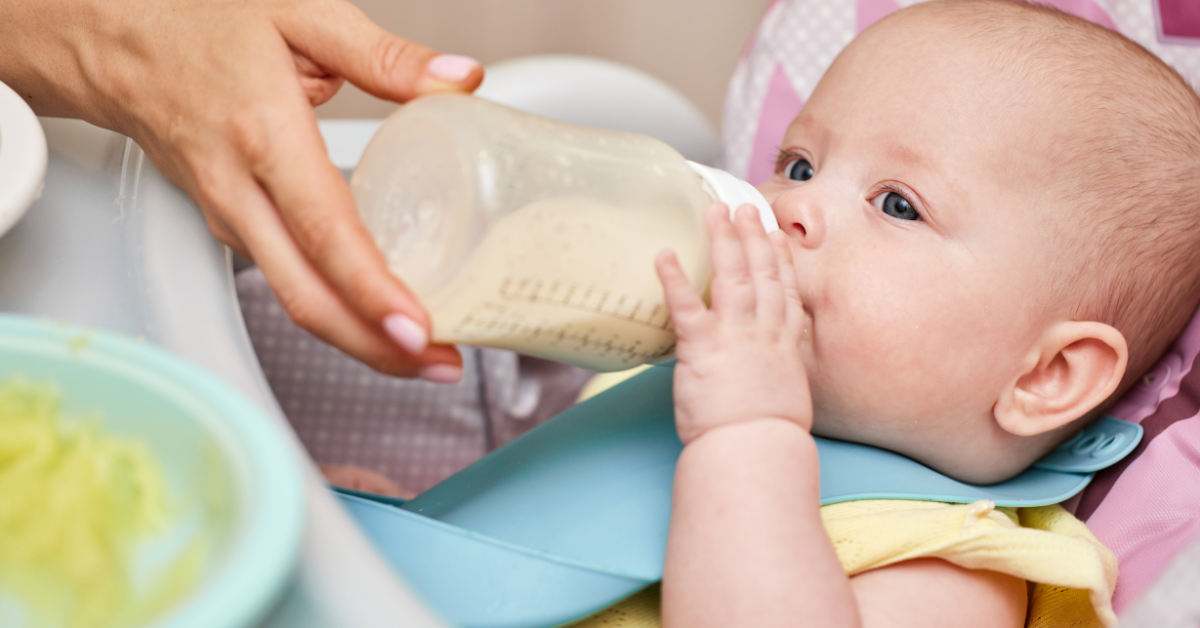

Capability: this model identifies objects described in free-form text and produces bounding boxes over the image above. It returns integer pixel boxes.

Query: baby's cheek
[819,270,995,416]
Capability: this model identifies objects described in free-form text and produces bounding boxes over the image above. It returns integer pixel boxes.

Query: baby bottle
[352,94,776,372]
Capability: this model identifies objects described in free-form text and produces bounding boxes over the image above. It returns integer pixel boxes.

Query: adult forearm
[0,0,479,379]
[662,418,860,628]
[0,0,115,121]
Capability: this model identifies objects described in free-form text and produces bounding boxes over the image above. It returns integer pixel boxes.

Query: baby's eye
[785,158,814,182]
[874,191,920,221]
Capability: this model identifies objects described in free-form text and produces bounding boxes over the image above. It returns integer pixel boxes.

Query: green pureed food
[0,378,206,628]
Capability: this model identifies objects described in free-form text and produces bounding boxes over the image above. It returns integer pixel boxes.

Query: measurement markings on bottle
[496,277,672,329]
[454,300,675,366]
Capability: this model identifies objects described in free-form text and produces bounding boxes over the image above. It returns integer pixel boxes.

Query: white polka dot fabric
[236,267,592,494]
[720,0,1200,183]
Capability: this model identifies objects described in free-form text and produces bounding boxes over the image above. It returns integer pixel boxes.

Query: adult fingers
[237,84,444,362]
[276,0,483,102]
[733,204,783,325]
[770,231,806,333]
[211,154,463,379]
[197,205,252,259]
[706,203,755,321]
[656,249,711,337]
[292,49,346,106]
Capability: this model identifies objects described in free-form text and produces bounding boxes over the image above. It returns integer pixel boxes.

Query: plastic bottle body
[353,95,717,371]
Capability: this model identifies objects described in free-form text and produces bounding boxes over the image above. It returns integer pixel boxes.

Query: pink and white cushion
[719,0,1200,614]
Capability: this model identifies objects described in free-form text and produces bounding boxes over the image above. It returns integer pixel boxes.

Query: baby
[650,1,1200,627]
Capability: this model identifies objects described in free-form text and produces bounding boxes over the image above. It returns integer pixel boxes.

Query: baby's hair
[890,0,1200,394]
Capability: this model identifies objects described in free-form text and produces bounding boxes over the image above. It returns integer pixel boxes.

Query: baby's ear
[994,322,1128,437]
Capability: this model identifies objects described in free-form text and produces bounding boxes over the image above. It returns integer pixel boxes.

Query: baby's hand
[656,203,812,445]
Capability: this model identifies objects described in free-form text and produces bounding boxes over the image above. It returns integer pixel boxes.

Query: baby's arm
[656,204,1026,628]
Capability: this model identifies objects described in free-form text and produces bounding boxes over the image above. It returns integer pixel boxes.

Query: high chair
[3,0,1199,625]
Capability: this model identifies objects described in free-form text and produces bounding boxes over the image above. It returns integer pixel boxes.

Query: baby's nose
[773,189,825,249]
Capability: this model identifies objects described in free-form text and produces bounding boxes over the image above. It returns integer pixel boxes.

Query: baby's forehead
[847,1,1174,112]
[838,8,1070,100]
[802,40,1069,188]
[813,3,1173,181]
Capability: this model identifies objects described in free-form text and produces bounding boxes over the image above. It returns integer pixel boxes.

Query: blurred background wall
[315,0,773,128]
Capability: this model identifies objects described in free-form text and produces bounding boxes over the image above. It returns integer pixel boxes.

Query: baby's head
[757,0,1200,483]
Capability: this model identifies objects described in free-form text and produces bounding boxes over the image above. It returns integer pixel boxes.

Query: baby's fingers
[707,203,756,321]
[770,231,805,333]
[656,249,710,335]
[734,204,784,326]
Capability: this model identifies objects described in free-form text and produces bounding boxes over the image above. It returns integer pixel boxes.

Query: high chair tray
[343,365,1137,628]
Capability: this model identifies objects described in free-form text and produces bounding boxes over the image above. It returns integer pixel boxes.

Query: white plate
[0,80,47,240]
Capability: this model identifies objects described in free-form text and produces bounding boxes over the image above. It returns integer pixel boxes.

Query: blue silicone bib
[338,365,1140,628]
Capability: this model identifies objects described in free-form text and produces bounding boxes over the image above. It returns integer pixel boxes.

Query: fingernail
[383,313,429,355]
[427,54,480,83]
[420,363,463,384]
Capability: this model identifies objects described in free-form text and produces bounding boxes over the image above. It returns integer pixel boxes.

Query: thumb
[275,0,483,102]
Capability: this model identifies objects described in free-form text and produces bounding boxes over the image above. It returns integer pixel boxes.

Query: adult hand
[0,0,477,381]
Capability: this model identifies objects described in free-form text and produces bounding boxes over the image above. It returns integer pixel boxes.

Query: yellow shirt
[566,499,1117,628]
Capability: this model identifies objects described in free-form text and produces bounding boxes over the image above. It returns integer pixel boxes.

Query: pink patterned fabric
[721,0,1200,616]
[857,0,901,33]
[1158,0,1200,41]
[1074,312,1200,611]
[747,66,805,185]
[1085,418,1200,611]
[1041,0,1119,31]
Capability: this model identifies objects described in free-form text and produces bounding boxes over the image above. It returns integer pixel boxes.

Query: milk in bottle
[352,94,775,371]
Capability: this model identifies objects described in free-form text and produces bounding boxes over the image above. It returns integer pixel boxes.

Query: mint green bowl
[0,314,304,628]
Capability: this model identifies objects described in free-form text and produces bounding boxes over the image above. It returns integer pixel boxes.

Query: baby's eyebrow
[886,143,925,170]
[779,112,829,151]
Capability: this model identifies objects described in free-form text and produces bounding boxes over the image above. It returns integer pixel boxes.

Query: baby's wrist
[686,417,815,452]
[678,418,821,498]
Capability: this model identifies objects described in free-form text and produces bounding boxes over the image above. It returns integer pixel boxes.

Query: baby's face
[757,20,1080,475]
